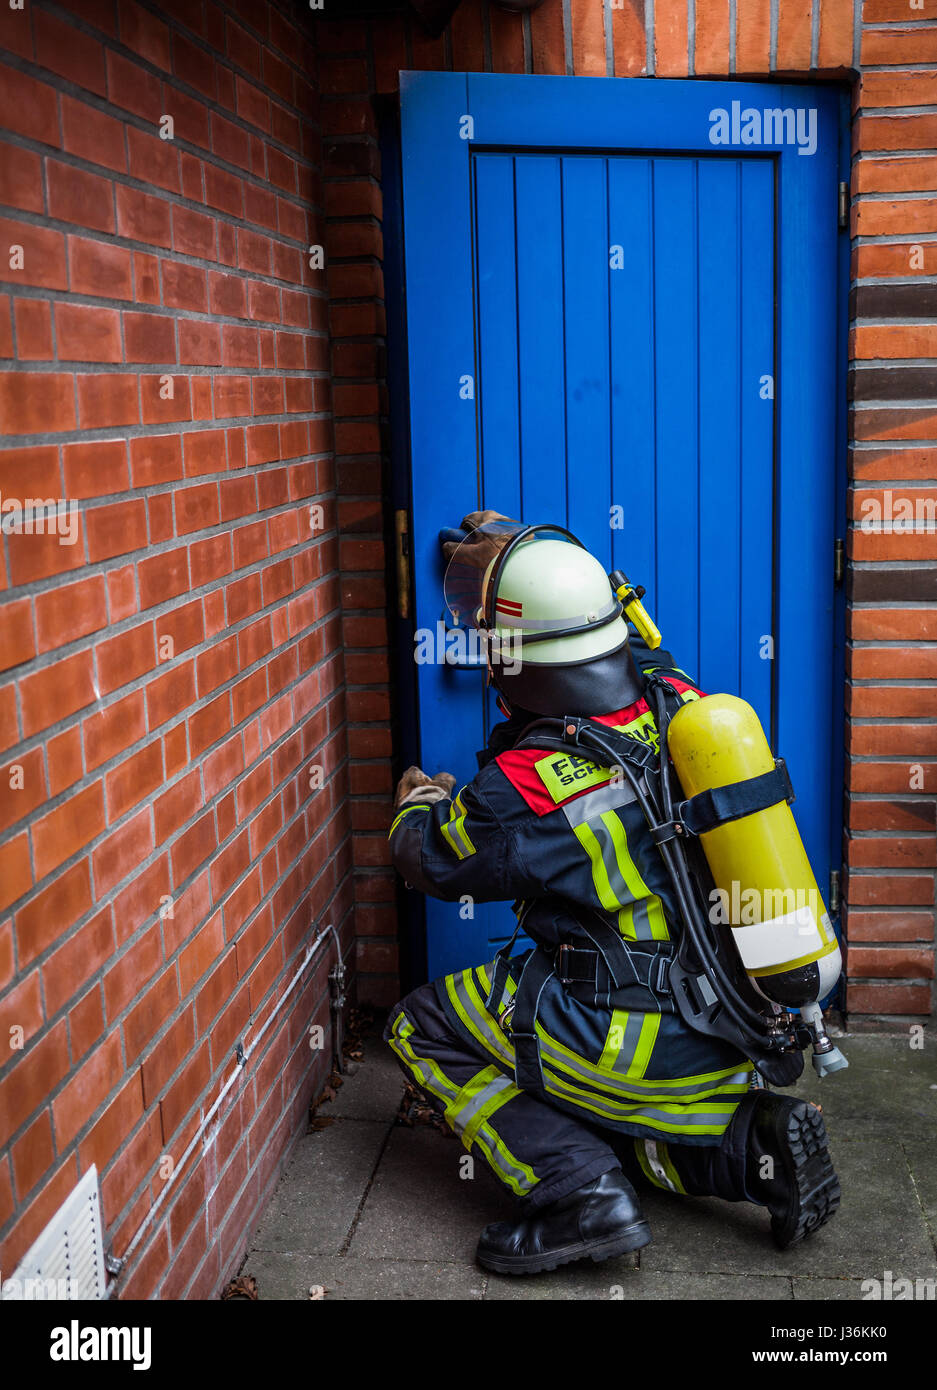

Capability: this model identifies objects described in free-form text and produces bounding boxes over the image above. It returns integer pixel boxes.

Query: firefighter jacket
[389,654,754,1148]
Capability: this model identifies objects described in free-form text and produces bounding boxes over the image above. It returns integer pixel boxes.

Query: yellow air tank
[666,694,846,1074]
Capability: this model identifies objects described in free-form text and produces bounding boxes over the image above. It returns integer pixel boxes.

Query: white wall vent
[2,1165,107,1300]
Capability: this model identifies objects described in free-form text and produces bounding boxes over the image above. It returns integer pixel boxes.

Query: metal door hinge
[829,869,841,916]
[838,181,849,230]
[395,508,410,620]
[834,537,844,586]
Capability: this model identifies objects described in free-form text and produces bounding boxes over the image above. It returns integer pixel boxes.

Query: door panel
[400,74,841,983]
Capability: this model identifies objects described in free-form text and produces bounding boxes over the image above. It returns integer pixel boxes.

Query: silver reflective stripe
[497,595,621,633]
[450,972,515,1067]
[562,780,637,828]
[450,1073,514,1139]
[546,1069,738,1130]
[644,1140,677,1192]
[610,1013,647,1076]
[540,1034,748,1100]
[388,1013,460,1105]
[629,899,655,941]
[590,815,636,905]
[473,1123,537,1194]
[447,815,473,859]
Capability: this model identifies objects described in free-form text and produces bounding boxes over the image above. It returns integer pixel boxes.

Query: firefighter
[385,516,840,1276]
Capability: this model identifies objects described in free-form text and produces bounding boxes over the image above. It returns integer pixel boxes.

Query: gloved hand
[441,510,516,567]
[394,766,457,810]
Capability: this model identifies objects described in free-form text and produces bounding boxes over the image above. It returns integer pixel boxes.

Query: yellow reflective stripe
[389,803,430,838]
[387,1013,459,1105]
[440,819,465,860]
[636,1139,681,1192]
[645,897,670,942]
[602,810,649,902]
[444,1063,501,1139]
[450,792,476,856]
[658,1142,688,1195]
[575,814,669,940]
[452,969,748,1135]
[472,964,516,1018]
[439,792,475,861]
[460,971,516,1063]
[473,1115,539,1196]
[574,822,622,910]
[635,1140,661,1188]
[596,1013,659,1080]
[444,972,511,1066]
[475,965,517,1000]
[474,967,750,1096]
[629,1013,660,1079]
[541,1066,742,1133]
[599,1009,630,1070]
[395,1020,537,1197]
[544,1035,752,1098]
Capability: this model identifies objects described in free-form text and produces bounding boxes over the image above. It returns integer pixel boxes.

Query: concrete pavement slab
[791,1277,873,1300]
[347,1125,510,1262]
[242,1031,937,1299]
[243,1251,485,1300]
[638,1135,937,1279]
[248,1119,390,1256]
[485,1267,786,1299]
[329,1046,403,1122]
[788,1036,937,1142]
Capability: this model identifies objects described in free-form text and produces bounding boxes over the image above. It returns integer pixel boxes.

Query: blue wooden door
[399,75,842,982]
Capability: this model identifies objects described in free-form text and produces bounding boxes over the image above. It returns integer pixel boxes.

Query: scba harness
[486,675,808,1095]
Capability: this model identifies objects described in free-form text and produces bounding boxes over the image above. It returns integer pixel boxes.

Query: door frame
[384,73,850,988]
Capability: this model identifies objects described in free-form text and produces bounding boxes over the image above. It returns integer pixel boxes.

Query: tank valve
[801,1002,849,1078]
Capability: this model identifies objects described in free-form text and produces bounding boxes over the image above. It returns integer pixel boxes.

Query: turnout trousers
[384,954,762,1212]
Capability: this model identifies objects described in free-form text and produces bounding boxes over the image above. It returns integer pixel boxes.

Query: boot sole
[770,1100,841,1251]
[477,1220,652,1276]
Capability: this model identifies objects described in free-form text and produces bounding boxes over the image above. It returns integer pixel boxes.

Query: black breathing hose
[642,681,776,1043]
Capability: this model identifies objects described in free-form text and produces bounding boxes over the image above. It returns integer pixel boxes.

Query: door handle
[440,613,487,669]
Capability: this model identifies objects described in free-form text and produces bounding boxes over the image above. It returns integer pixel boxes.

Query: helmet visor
[443,522,582,630]
[442,520,526,630]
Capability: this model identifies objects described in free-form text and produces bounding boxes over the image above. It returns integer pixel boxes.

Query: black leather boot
[745,1091,841,1250]
[475,1169,651,1276]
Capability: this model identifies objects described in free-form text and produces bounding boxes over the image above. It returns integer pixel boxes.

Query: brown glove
[394,766,457,810]
[440,510,516,567]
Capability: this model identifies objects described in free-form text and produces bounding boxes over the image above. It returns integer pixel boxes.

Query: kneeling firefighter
[385,515,845,1275]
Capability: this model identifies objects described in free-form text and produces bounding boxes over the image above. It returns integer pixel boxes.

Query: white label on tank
[731,907,824,973]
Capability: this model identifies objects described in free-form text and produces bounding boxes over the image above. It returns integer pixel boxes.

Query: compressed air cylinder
[666,694,841,1010]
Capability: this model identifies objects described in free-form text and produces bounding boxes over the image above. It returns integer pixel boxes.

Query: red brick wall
[846,6,937,1020]
[318,0,935,1025]
[0,0,354,1298]
[1,0,935,1305]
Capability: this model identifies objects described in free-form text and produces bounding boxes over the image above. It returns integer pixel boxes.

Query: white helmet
[443,523,645,716]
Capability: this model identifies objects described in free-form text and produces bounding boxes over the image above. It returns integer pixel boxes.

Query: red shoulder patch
[495,676,705,816]
[495,747,563,816]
